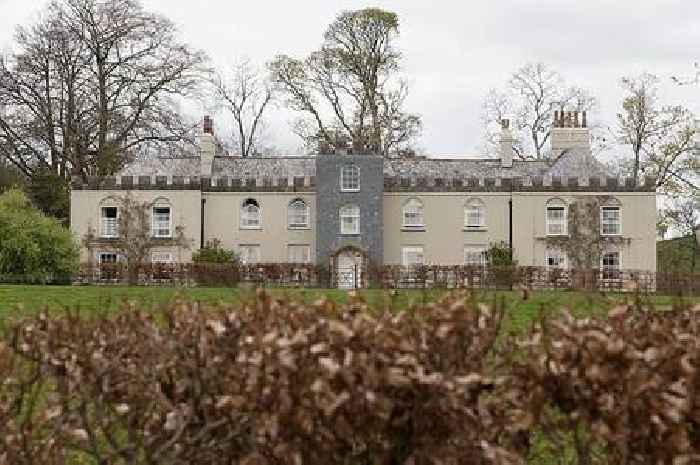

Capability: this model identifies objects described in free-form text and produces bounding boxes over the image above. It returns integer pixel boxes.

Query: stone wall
[315,154,384,268]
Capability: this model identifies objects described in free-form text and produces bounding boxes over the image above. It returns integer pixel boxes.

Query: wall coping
[72,174,656,193]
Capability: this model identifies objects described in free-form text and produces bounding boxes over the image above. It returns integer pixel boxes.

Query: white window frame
[151,252,174,263]
[464,246,487,266]
[401,246,425,267]
[152,205,172,238]
[240,199,262,230]
[545,249,567,269]
[601,251,621,280]
[464,200,485,229]
[98,252,119,264]
[340,165,360,192]
[287,199,310,229]
[600,206,621,236]
[239,244,261,264]
[340,205,360,235]
[402,198,424,228]
[100,206,119,238]
[546,205,568,236]
[287,244,311,263]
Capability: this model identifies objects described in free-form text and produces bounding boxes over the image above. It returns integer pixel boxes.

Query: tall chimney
[550,110,591,158]
[499,119,514,168]
[200,115,215,177]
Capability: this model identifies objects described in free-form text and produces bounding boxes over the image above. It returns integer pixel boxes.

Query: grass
[0,284,696,332]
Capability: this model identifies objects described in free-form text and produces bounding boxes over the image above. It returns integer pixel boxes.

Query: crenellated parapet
[72,175,316,192]
[383,175,656,192]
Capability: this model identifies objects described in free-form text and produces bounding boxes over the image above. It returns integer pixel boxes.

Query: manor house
[70,111,657,287]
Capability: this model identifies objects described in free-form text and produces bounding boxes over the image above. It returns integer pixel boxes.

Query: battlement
[71,175,316,192]
[383,175,656,192]
[71,174,655,193]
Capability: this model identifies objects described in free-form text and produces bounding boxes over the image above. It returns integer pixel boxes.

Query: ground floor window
[401,246,424,267]
[151,252,174,263]
[464,246,487,266]
[98,252,119,280]
[545,249,567,269]
[601,251,621,280]
[287,245,311,263]
[239,245,261,264]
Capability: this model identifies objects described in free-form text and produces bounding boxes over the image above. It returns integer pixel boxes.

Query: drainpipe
[508,198,513,258]
[200,198,206,249]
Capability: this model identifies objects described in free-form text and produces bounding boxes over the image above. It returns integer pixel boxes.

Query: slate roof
[118,148,608,180]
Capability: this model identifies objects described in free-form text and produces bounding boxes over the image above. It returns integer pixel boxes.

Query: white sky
[1,0,698,155]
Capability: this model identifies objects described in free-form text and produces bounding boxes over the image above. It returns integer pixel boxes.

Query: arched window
[402,198,424,227]
[340,164,360,191]
[339,204,360,234]
[152,198,172,238]
[600,197,622,236]
[241,198,261,229]
[464,199,485,228]
[288,198,309,229]
[546,198,568,236]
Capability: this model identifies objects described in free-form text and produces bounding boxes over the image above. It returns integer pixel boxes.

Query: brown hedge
[1,292,699,465]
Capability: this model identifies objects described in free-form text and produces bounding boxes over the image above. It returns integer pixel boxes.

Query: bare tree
[0,0,207,184]
[82,194,191,283]
[482,63,596,159]
[269,7,421,156]
[616,73,697,192]
[211,59,274,157]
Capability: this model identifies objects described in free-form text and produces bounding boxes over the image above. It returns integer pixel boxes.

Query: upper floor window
[340,164,360,192]
[241,198,261,229]
[152,205,171,238]
[601,206,621,236]
[340,204,360,235]
[288,199,309,229]
[464,199,485,228]
[402,246,424,267]
[100,206,119,238]
[402,198,424,227]
[546,199,567,236]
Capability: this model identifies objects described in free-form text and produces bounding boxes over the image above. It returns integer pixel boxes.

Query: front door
[336,250,362,289]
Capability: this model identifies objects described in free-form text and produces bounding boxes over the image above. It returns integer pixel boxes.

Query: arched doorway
[332,247,365,289]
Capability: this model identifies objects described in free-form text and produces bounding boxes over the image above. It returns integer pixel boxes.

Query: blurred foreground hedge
[0,291,698,464]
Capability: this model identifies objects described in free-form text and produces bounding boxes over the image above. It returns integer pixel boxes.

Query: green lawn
[1,284,695,332]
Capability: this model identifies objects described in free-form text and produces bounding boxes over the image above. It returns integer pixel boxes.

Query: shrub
[0,189,78,283]
[192,239,238,263]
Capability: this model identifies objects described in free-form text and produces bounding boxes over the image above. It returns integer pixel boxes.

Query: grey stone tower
[315,153,384,271]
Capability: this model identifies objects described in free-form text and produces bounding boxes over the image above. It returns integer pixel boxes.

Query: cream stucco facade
[70,111,658,276]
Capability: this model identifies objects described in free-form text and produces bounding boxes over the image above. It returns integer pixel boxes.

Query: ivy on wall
[540,195,631,270]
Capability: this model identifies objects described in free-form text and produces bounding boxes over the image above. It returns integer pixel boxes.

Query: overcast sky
[1,0,698,156]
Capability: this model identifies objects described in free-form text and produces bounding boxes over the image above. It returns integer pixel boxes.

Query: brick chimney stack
[499,119,514,168]
[550,110,591,158]
[200,115,215,177]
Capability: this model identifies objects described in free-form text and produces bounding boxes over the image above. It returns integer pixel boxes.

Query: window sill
[152,236,173,240]
[340,189,360,193]
[545,234,569,237]
[288,226,311,230]
[402,226,426,232]
[240,227,263,231]
[99,236,119,240]
[340,233,361,236]
[463,227,487,232]
[601,233,622,237]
